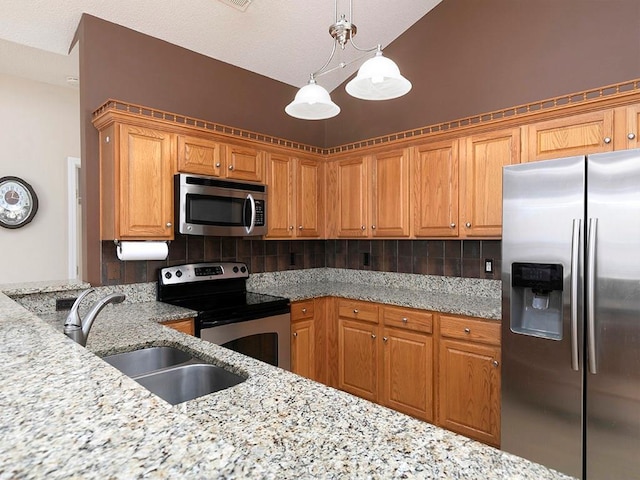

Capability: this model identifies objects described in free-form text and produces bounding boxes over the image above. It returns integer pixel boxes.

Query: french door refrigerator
[501,150,640,480]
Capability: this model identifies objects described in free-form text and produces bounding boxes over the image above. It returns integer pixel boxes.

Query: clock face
[0,176,39,229]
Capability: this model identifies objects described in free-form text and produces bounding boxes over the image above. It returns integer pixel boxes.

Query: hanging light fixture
[285,0,412,120]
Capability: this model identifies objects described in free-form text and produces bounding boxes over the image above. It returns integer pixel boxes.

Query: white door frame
[67,156,81,280]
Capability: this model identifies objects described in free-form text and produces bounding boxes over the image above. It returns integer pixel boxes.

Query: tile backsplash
[102,236,501,285]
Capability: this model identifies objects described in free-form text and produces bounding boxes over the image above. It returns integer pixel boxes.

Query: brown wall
[77,1,640,284]
[326,0,640,145]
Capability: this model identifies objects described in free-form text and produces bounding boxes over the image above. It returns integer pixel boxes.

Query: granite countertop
[0,282,573,479]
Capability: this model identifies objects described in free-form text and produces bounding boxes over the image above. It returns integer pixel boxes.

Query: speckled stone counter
[0,280,575,479]
[247,268,502,320]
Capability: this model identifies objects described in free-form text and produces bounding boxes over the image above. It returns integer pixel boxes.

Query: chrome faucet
[63,289,125,346]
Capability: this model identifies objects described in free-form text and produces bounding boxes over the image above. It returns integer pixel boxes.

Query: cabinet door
[118,124,174,239]
[615,103,640,150]
[161,318,194,336]
[296,158,324,238]
[177,135,222,176]
[523,110,614,162]
[225,144,264,182]
[266,153,294,238]
[438,338,501,447]
[291,319,315,380]
[460,128,520,237]
[338,318,378,402]
[382,327,433,422]
[336,157,369,237]
[371,149,410,237]
[413,140,459,237]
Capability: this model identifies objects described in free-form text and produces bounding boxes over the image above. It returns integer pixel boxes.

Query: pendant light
[285,0,412,120]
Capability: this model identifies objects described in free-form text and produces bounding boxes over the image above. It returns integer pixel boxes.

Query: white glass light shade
[345,51,412,100]
[285,82,340,120]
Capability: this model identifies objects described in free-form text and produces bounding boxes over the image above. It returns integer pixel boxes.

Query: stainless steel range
[157,262,291,370]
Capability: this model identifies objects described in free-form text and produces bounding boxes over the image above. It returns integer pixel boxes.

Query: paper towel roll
[117,241,168,261]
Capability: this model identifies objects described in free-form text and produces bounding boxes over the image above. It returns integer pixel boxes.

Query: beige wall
[0,74,80,283]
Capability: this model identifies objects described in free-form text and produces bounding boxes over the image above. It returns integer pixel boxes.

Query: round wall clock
[0,176,39,229]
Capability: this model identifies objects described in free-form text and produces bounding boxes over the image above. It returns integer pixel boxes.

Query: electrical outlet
[484,258,493,274]
[56,297,77,311]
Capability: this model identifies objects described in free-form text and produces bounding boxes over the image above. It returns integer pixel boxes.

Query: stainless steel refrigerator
[501,150,640,480]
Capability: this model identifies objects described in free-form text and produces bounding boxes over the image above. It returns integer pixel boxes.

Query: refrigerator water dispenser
[510,262,563,340]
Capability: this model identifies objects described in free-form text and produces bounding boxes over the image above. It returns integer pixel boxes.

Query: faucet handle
[64,288,95,328]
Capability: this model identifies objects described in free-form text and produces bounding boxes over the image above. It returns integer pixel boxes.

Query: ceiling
[0,0,441,92]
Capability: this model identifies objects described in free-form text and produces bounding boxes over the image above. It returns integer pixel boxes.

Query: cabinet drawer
[161,318,195,336]
[439,315,500,346]
[382,306,433,334]
[291,300,315,321]
[338,299,378,324]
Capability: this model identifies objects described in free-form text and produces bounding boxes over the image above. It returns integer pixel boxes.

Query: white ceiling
[0,0,441,92]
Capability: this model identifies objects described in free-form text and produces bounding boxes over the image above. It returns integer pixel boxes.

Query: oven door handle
[244,193,256,234]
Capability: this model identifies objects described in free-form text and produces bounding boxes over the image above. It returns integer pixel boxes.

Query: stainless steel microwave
[175,174,267,236]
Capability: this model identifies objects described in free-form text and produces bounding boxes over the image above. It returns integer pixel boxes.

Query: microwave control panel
[255,200,265,226]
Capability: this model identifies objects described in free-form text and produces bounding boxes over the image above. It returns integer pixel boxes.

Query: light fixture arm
[313,48,378,80]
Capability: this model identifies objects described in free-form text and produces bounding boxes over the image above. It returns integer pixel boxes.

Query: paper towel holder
[114,240,171,261]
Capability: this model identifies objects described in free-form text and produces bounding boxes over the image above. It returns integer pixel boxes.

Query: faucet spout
[63,289,125,347]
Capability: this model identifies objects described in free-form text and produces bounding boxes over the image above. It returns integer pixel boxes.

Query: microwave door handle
[245,193,256,234]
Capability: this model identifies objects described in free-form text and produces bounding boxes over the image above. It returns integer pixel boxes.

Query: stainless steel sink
[102,346,245,404]
[133,364,245,405]
[103,346,195,377]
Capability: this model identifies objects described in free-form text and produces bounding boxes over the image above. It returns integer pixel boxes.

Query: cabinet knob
[493,360,499,367]
[215,162,221,168]
[228,165,234,170]
[301,308,307,314]
[293,332,298,338]
[166,222,172,228]
[450,223,456,228]
[289,226,294,230]
[465,222,472,228]
[383,337,388,342]
[371,225,376,230]
[628,133,636,140]
[353,309,359,314]
[298,225,303,230]
[361,225,366,230]
[371,333,376,339]
[464,327,471,334]
[603,137,612,144]
[402,317,408,323]
[105,136,110,143]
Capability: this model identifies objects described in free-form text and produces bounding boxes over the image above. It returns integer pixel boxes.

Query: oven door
[200,313,291,371]
[176,174,266,236]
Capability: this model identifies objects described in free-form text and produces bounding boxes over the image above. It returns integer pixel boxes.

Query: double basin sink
[102,346,245,405]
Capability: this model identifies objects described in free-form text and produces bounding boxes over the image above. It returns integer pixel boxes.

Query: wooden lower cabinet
[437,314,501,447]
[161,318,194,336]
[290,298,329,383]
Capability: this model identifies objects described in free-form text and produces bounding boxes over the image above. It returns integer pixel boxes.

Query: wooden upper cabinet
[101,123,175,240]
[266,154,324,239]
[522,110,614,162]
[413,139,459,237]
[335,157,369,237]
[460,127,520,238]
[371,149,411,237]
[266,153,295,238]
[614,103,640,150]
[177,134,222,176]
[225,144,264,182]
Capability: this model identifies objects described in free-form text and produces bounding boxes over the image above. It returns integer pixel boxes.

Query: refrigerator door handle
[587,217,598,375]
[570,218,581,371]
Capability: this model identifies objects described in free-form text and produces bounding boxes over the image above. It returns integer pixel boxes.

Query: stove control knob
[233,266,239,273]
[164,272,172,279]
[240,266,247,273]
[175,270,182,278]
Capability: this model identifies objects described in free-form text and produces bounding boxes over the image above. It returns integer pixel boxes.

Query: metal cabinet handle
[353,309,359,314]
[628,133,636,140]
[450,223,456,228]
[371,333,376,339]
[361,225,366,230]
[166,222,172,228]
[215,162,221,168]
[465,222,472,228]
[289,226,294,230]
[301,308,307,314]
[371,225,376,230]
[293,332,298,338]
[492,360,499,367]
[298,225,303,230]
[603,137,611,144]
[570,219,581,371]
[464,327,471,334]
[383,337,388,342]
[401,317,408,323]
